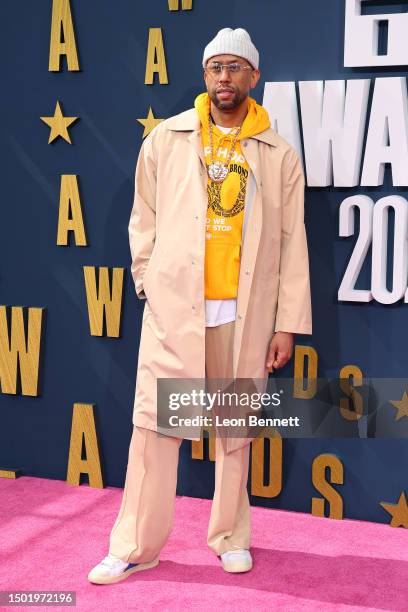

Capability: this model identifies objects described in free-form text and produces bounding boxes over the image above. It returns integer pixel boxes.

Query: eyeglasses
[206,61,253,75]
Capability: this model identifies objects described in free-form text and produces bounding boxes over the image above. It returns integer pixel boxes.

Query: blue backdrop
[1,0,407,524]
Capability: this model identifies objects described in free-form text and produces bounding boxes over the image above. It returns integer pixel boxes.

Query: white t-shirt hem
[205,314,236,328]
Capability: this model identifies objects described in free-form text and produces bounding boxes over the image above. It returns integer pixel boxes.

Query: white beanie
[202,27,259,70]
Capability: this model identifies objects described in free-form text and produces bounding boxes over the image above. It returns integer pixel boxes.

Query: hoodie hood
[194,91,270,140]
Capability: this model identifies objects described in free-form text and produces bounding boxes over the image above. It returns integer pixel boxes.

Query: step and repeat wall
[1,0,407,528]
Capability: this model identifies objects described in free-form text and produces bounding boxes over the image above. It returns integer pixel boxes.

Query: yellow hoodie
[194,92,271,299]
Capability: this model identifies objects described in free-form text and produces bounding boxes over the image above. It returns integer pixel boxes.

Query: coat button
[245,270,250,275]
[194,215,198,220]
[237,314,242,320]
[192,305,196,310]
[243,142,248,147]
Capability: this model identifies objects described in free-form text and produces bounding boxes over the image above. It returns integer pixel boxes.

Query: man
[88,27,312,585]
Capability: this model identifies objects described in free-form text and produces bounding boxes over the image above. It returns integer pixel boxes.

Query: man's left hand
[266,331,294,371]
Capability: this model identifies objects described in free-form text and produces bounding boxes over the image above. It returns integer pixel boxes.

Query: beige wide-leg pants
[108,320,251,563]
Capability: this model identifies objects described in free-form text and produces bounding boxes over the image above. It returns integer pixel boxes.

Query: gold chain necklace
[207,113,242,183]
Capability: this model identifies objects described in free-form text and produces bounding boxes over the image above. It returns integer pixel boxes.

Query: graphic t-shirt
[194,91,272,327]
[205,123,247,326]
[204,124,249,299]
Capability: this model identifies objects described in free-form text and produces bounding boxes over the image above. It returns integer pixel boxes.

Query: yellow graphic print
[207,171,247,217]
[193,90,271,300]
[204,136,249,299]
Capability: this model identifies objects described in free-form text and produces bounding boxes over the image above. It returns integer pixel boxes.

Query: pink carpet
[0,476,407,611]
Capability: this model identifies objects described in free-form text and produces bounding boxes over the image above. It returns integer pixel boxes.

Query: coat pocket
[142,242,163,296]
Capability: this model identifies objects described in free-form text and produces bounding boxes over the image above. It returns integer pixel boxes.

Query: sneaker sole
[88,557,159,585]
[221,560,253,573]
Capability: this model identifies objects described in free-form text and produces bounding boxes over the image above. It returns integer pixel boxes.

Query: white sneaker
[220,549,253,573]
[87,552,159,585]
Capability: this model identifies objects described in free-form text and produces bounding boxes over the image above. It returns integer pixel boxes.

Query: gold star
[389,390,408,421]
[40,101,79,144]
[137,107,164,138]
[380,491,408,528]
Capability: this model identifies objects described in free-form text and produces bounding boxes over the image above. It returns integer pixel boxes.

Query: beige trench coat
[128,106,312,453]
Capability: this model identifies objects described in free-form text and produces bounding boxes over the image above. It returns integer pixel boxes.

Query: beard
[208,87,247,110]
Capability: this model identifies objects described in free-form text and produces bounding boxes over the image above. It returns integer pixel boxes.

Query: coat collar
[165,107,278,147]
